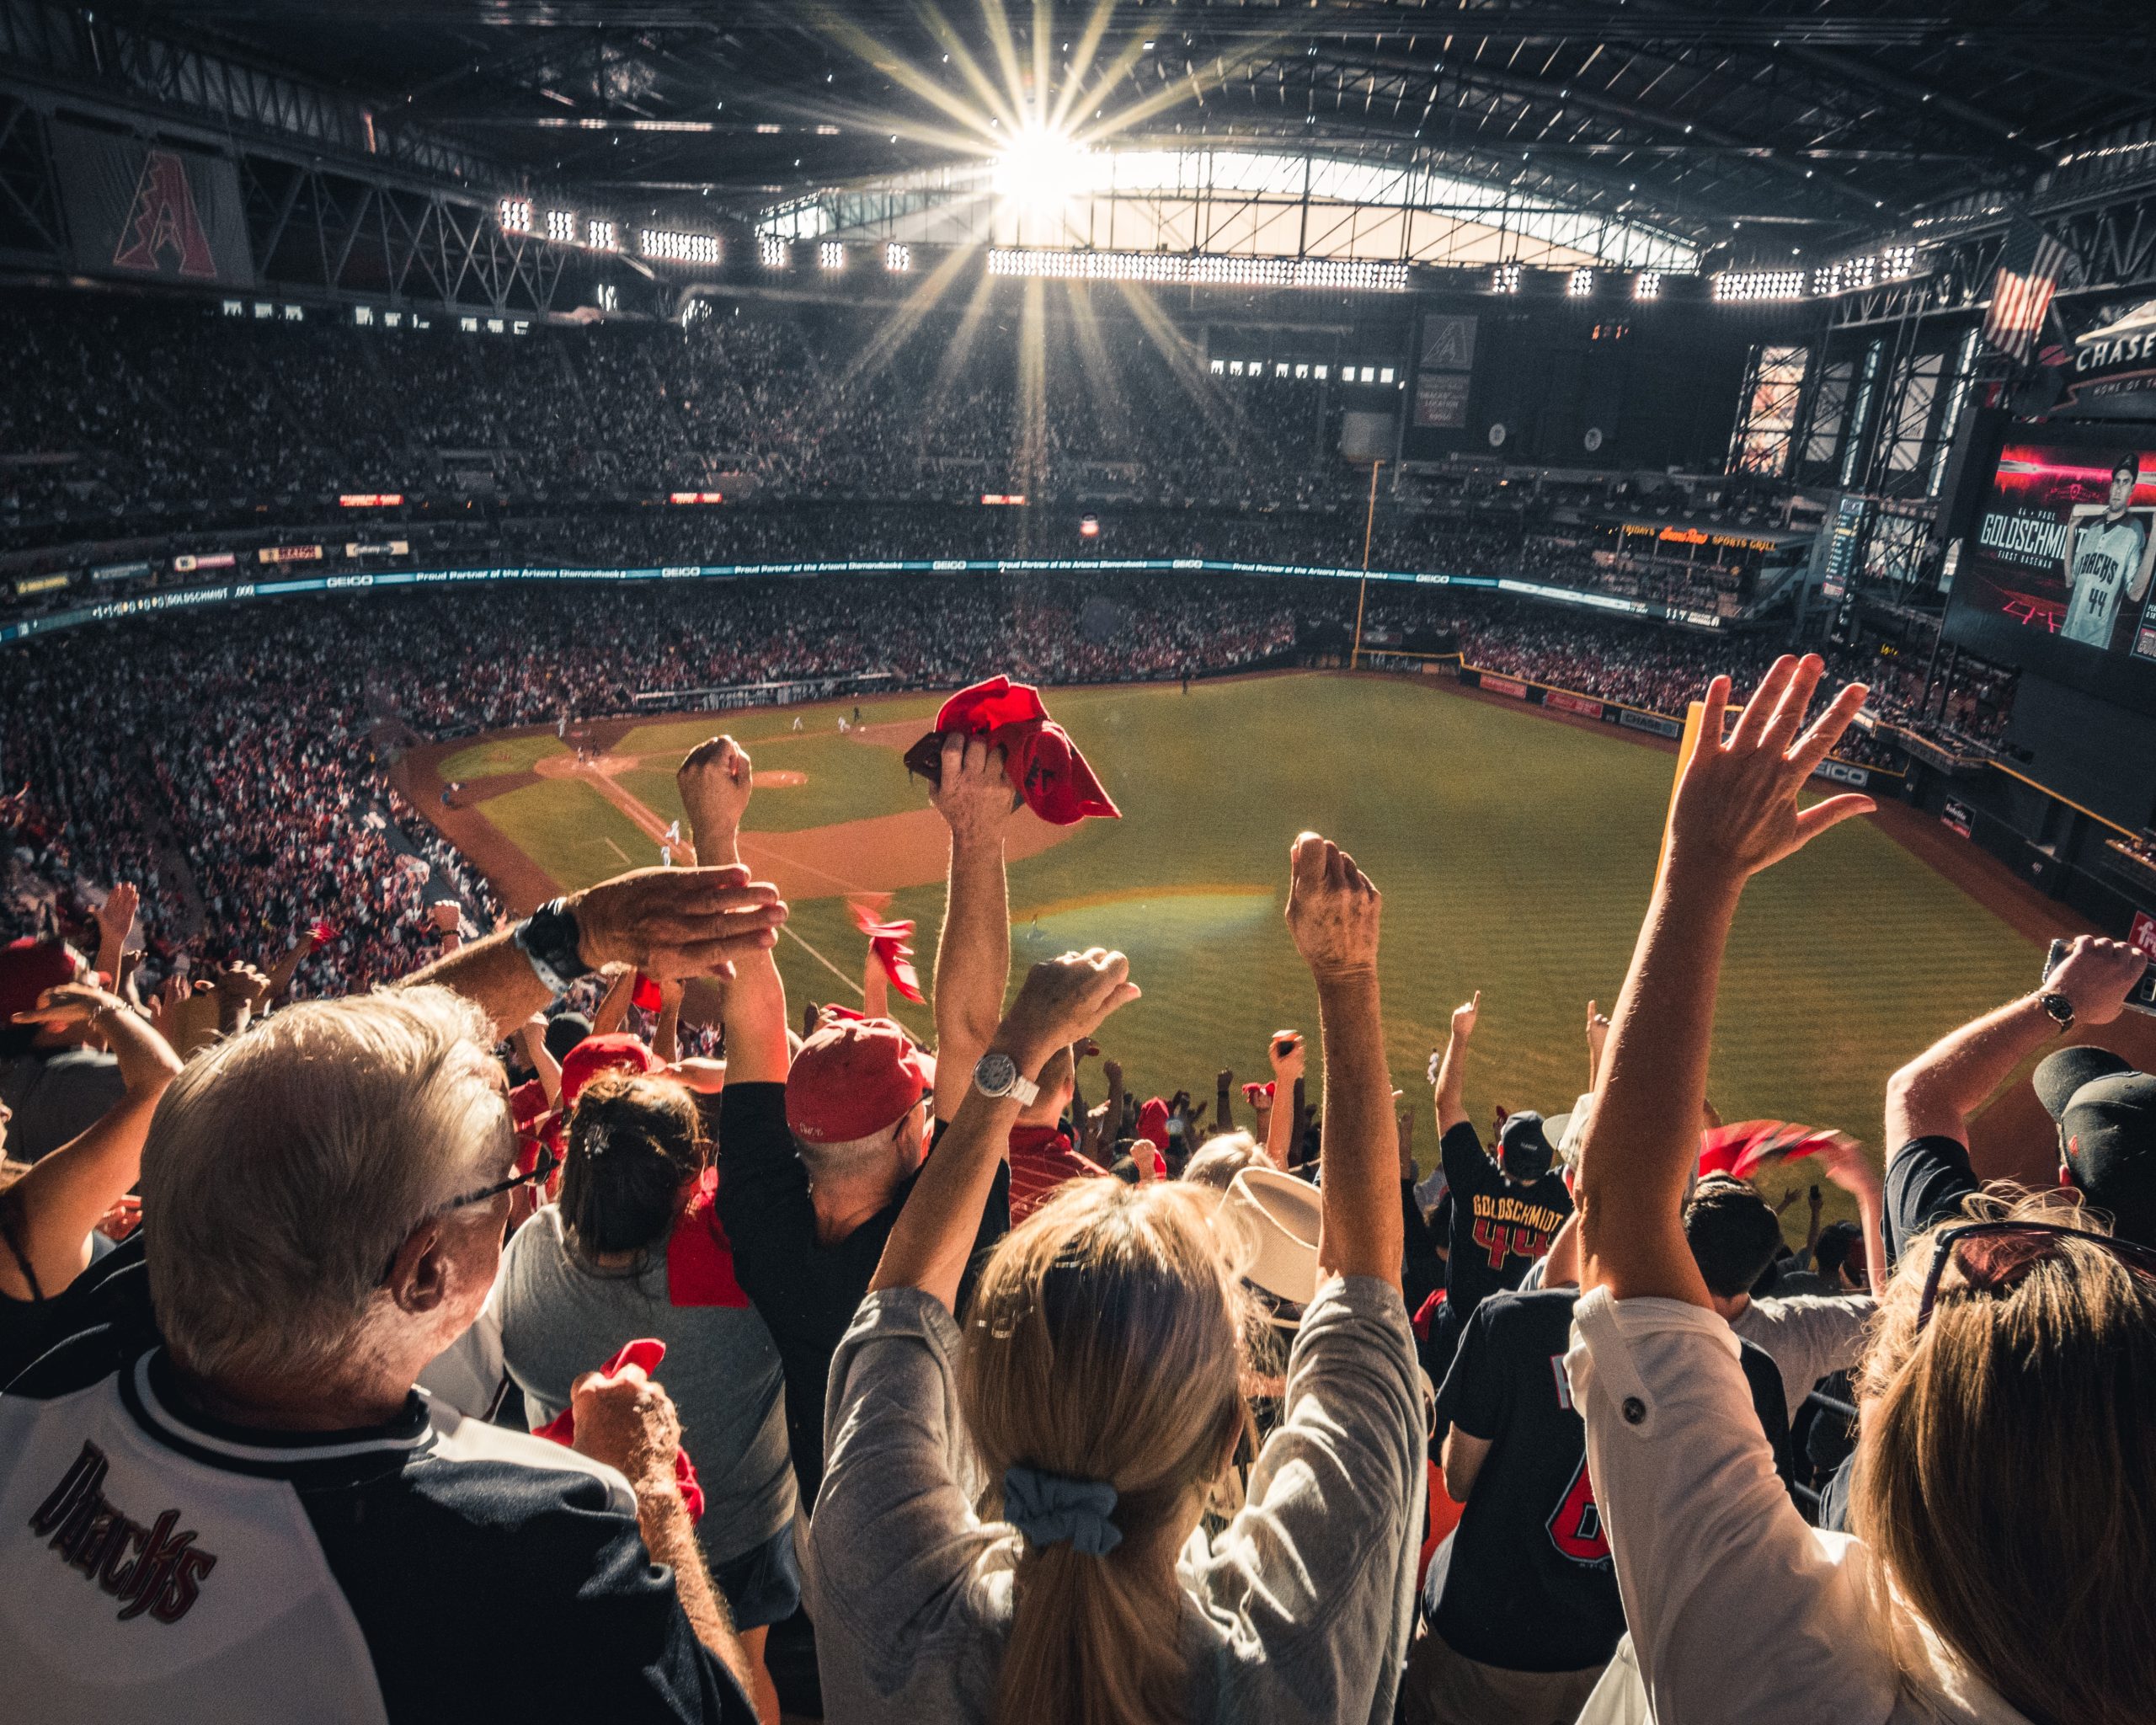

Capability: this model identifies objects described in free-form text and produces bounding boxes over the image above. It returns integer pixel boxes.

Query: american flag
[1982,216,2074,365]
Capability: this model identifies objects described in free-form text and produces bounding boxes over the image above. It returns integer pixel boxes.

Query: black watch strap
[2037,990,2075,1033]
[514,898,592,996]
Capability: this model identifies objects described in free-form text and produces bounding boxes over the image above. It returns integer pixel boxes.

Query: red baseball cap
[0,938,81,1026]
[559,1032,666,1109]
[786,1015,935,1145]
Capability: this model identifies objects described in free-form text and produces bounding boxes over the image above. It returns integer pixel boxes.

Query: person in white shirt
[1567,653,2156,1725]
[2058,453,2151,650]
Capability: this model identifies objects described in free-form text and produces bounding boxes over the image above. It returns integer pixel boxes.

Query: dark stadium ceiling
[93,1,2156,258]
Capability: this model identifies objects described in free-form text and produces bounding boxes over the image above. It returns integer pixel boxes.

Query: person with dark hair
[2058,452,2150,651]
[1682,1168,1875,1418]
[498,1068,797,1722]
[1422,991,1572,1375]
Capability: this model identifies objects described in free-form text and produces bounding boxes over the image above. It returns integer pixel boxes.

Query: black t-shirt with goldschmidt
[1439,1123,1572,1322]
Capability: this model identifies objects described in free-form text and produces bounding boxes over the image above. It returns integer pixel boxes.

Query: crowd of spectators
[3,656,2150,1725]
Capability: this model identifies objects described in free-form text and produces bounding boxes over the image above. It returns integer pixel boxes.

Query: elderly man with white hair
[0,862,785,1724]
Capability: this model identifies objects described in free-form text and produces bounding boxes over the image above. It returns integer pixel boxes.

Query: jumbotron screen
[1945,426,2156,709]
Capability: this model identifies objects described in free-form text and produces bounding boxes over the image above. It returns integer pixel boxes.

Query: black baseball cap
[2032,1046,2156,1247]
[1498,1111,1554,1183]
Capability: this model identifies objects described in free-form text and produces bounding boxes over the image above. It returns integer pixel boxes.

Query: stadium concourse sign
[0,558,1725,644]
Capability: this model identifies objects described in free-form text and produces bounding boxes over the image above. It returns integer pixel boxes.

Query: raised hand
[2045,934,2151,1027]
[999,948,1141,1064]
[676,734,751,854]
[1668,654,1873,885]
[569,1363,683,1495]
[1813,1132,1879,1197]
[94,882,139,953]
[569,864,787,984]
[1284,831,1381,980]
[12,980,130,1034]
[1267,1028,1307,1083]
[1451,991,1481,1041]
[1586,999,1609,1057]
[930,733,1017,846]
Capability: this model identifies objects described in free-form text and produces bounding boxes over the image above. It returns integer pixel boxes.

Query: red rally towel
[667,1167,751,1310]
[850,902,926,1004]
[901,676,1120,825]
[1698,1120,1837,1183]
[1411,1288,1446,1342]
[531,1338,705,1522]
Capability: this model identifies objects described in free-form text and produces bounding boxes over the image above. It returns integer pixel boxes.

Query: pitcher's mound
[534,752,638,779]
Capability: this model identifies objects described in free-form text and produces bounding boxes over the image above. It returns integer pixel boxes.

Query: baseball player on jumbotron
[2059,452,2153,650]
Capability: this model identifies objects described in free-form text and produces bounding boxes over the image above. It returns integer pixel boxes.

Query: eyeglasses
[1915,1220,2156,1332]
[377,1146,559,1284]
[442,1145,560,1211]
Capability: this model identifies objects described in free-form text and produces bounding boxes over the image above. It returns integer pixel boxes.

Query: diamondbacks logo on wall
[111,150,218,279]
[28,1441,218,1623]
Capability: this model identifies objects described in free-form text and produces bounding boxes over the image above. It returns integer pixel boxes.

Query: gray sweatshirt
[802,1274,1424,1724]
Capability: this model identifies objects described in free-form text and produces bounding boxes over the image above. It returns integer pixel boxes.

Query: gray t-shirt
[1729,1293,1875,1416]
[497,1205,797,1564]
[0,1049,125,1164]
[803,1275,1424,1725]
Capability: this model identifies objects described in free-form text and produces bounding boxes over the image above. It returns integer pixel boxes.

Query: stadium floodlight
[759,235,787,269]
[1492,263,1522,294]
[498,198,534,234]
[985,248,1406,293]
[885,242,911,273]
[546,209,577,243]
[1711,270,1806,302]
[1634,270,1662,300]
[587,219,619,252]
[1567,267,1595,297]
[640,229,720,264]
[819,240,846,271]
[992,123,1095,211]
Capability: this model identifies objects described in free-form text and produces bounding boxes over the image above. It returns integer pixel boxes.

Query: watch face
[975,1053,1017,1095]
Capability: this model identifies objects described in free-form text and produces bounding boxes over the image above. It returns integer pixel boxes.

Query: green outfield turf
[446,674,2041,1220]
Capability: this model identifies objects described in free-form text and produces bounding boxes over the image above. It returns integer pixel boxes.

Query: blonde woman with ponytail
[803,834,1424,1724]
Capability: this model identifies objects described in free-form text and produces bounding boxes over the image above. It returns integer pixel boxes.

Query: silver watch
[973,1051,1040,1108]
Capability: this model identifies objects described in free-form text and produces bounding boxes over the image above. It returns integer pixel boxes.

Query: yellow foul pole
[1351,459,1382,670]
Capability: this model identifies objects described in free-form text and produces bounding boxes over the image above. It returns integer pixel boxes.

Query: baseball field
[400,670,2084,1227]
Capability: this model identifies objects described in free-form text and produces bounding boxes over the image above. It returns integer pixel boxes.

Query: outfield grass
[446,675,2041,1218]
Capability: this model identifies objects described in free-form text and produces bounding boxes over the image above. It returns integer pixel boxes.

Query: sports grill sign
[51,122,255,288]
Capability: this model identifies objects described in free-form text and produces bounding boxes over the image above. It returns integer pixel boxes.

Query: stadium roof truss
[755,147,1700,271]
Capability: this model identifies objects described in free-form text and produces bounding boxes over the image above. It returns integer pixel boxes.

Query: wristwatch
[973,1051,1040,1108]
[513,898,595,997]
[2037,990,2075,1033]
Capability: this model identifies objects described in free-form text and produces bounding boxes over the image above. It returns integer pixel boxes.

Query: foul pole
[1350,459,1382,670]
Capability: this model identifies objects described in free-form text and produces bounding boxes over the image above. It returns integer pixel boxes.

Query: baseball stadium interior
[5,4,2156,1722]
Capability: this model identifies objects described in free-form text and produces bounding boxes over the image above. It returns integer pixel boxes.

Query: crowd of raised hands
[3,653,2149,1725]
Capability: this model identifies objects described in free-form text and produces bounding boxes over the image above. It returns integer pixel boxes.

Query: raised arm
[1585,999,1610,1092]
[399,863,785,1042]
[872,950,1140,1311]
[260,923,323,1005]
[1264,1031,1305,1170]
[1815,1135,1885,1295]
[91,883,138,989]
[1881,934,2145,1161]
[1433,991,1479,1135]
[515,1014,563,1106]
[590,965,637,1038]
[1579,655,1872,1306]
[678,735,792,1087]
[2,984,181,1300]
[928,735,1017,1123]
[1285,831,1401,1289]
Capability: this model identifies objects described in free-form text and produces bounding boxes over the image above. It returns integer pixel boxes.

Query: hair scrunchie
[1003,1463,1123,1557]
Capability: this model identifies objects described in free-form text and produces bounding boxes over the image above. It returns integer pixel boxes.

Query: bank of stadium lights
[1634,270,1662,301]
[819,241,846,271]
[1492,263,1522,295]
[640,229,720,265]
[985,248,1406,293]
[545,209,577,243]
[1711,269,1806,302]
[885,242,911,273]
[586,219,618,253]
[759,236,787,270]
[1567,267,1595,297]
[498,198,533,235]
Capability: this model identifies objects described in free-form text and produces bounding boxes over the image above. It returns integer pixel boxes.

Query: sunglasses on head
[1916,1220,2156,1332]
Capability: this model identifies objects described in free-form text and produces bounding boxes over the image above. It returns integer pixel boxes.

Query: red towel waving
[531,1338,706,1522]
[1698,1119,1837,1183]
[850,903,926,1004]
[667,1167,751,1309]
[903,675,1119,825]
